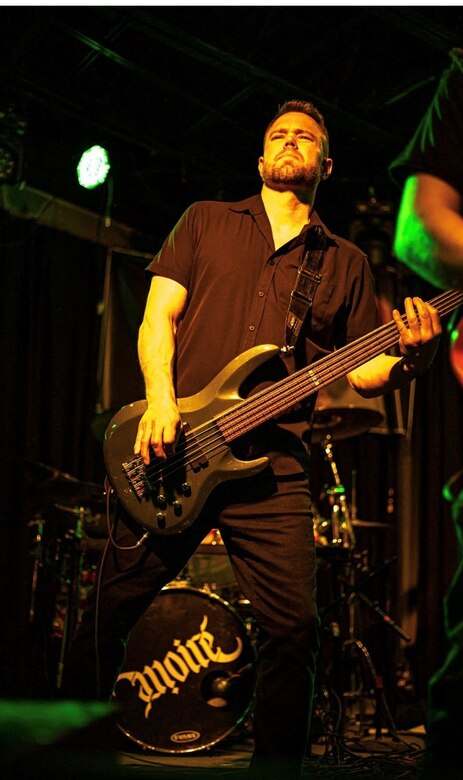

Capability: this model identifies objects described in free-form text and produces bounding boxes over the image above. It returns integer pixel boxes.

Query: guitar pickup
[182,422,209,472]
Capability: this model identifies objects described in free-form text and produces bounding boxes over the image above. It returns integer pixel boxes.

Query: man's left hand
[393,296,442,376]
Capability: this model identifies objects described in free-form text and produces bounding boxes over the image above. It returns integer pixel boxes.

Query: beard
[260,158,321,189]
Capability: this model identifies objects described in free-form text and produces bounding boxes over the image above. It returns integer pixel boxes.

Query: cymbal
[53,502,108,537]
[311,407,384,443]
[40,475,105,510]
[23,459,106,515]
[309,375,385,443]
[351,519,394,530]
[48,478,103,500]
[23,458,80,483]
[54,502,93,516]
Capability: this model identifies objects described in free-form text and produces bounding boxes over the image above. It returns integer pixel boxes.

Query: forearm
[394,175,463,290]
[138,317,178,406]
[137,275,187,405]
[135,275,188,461]
[347,354,416,398]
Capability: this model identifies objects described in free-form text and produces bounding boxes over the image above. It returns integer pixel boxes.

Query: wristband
[399,356,422,378]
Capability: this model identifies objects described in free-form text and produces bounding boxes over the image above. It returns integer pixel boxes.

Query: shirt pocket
[309,283,335,332]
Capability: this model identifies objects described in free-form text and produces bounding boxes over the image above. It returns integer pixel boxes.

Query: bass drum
[113,585,256,753]
[186,529,240,600]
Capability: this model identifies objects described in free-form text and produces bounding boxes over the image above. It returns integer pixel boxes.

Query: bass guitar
[104,289,463,535]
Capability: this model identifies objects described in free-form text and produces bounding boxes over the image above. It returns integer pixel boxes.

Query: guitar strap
[283,224,329,353]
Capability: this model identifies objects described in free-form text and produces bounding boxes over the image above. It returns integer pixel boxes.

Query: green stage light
[77,145,111,189]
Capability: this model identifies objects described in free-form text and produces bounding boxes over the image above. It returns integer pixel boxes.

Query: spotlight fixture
[77,145,111,189]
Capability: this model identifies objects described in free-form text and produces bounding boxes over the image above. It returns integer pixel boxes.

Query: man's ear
[257,156,264,177]
[321,157,333,180]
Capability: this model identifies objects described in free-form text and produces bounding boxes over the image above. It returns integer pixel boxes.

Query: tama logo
[170,730,201,743]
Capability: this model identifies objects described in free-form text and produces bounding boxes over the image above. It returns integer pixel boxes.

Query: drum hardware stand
[26,510,68,697]
[342,638,398,741]
[55,507,85,690]
[25,511,51,697]
[28,512,46,624]
[322,436,356,549]
[319,555,409,741]
[317,439,410,743]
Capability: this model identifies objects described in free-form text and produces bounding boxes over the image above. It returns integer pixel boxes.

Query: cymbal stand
[322,435,356,550]
[55,507,85,690]
[318,439,407,740]
[28,512,45,625]
[319,565,403,741]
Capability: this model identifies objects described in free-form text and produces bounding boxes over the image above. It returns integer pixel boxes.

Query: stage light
[77,145,111,189]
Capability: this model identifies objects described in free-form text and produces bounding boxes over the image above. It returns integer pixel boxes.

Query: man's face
[258,111,332,189]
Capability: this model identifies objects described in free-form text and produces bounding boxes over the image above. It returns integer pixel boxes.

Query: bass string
[144,289,463,486]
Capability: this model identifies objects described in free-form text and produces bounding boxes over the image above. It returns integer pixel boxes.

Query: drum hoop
[160,583,250,626]
[116,705,252,755]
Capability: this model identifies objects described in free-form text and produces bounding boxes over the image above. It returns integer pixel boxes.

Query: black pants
[61,466,319,778]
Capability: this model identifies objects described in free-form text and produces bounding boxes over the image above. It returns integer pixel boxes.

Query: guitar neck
[217,288,463,443]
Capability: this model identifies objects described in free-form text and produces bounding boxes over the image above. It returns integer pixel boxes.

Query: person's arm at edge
[394,174,463,290]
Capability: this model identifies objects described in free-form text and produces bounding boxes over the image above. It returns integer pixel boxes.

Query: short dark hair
[264,99,329,156]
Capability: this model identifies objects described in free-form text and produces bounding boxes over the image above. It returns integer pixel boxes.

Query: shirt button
[249,325,255,331]
[258,291,264,297]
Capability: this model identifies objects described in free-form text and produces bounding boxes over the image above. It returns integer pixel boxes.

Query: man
[390,48,463,778]
[62,100,441,779]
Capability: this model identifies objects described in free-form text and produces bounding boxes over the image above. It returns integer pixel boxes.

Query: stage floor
[117,725,426,779]
[3,701,426,780]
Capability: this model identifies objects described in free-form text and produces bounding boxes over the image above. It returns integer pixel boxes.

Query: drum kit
[24,461,109,691]
[24,463,257,750]
[24,388,406,752]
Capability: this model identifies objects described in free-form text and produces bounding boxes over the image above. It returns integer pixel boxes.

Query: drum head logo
[170,730,201,744]
[117,613,243,717]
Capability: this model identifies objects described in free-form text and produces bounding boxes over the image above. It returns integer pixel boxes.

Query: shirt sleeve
[389,48,463,192]
[145,204,199,289]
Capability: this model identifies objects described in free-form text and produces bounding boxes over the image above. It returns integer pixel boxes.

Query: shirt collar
[229,194,266,215]
[229,194,338,245]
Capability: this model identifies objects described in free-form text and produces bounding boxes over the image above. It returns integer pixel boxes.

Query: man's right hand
[134,401,182,464]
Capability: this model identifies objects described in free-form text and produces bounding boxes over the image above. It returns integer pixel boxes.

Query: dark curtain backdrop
[1,210,462,712]
[0,211,108,696]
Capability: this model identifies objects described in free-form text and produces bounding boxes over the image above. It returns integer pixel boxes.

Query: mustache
[276,150,302,160]
[260,159,321,187]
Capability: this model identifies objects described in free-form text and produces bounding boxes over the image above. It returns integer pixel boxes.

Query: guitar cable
[92,477,151,700]
[104,475,151,550]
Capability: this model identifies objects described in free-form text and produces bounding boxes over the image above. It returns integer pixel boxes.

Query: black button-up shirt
[147,194,379,468]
